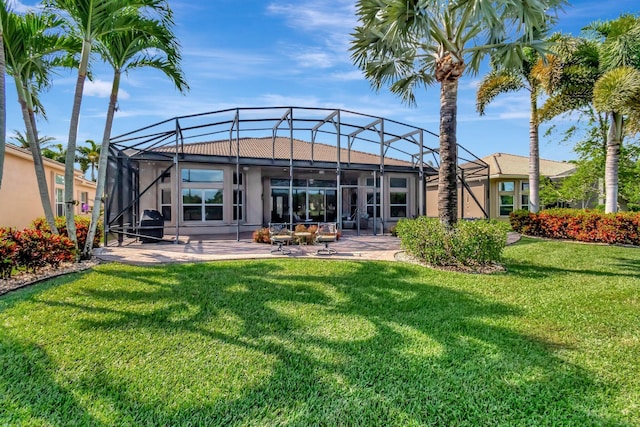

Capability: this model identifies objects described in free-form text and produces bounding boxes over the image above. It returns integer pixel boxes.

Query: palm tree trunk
[15,81,58,233]
[83,70,120,258]
[64,39,92,250]
[605,112,623,213]
[438,78,459,228]
[529,89,540,213]
[0,34,5,191]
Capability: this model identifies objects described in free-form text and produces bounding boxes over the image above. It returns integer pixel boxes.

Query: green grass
[1,238,639,426]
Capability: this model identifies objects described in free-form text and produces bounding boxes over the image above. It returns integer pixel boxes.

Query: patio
[95,234,404,265]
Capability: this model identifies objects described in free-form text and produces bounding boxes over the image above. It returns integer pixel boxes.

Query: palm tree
[537,16,640,213]
[351,0,564,227]
[42,143,67,163]
[2,7,73,233]
[589,16,640,213]
[476,48,544,213]
[10,129,56,150]
[76,139,100,181]
[44,0,173,248]
[82,17,188,258]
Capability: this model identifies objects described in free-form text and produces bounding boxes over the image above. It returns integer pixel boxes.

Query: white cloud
[84,80,130,100]
[267,1,356,33]
[330,70,364,81]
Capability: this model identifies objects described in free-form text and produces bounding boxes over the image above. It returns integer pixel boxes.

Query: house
[0,144,97,229]
[426,152,576,220]
[104,107,490,242]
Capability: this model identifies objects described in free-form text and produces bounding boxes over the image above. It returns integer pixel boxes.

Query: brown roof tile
[152,136,414,167]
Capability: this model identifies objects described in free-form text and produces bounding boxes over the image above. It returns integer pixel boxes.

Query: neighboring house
[0,144,98,229]
[105,107,490,241]
[426,152,576,220]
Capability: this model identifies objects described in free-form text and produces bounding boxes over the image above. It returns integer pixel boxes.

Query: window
[366,191,381,218]
[521,181,530,211]
[182,189,223,221]
[233,190,243,221]
[498,181,515,216]
[270,178,338,222]
[499,181,514,192]
[390,177,407,188]
[55,188,64,216]
[499,195,514,216]
[161,189,172,221]
[366,177,380,187]
[390,192,407,218]
[181,169,223,183]
[80,192,89,213]
[389,177,408,218]
[233,172,243,186]
[55,174,64,216]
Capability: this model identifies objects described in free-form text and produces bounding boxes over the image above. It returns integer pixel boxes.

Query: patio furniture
[269,223,293,255]
[315,222,338,255]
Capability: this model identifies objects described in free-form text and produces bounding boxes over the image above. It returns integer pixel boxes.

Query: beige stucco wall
[426,179,489,219]
[0,145,97,229]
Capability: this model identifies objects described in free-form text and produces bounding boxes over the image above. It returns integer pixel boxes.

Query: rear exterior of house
[106,107,489,242]
[0,144,97,229]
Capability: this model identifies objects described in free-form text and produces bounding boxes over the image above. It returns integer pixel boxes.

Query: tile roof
[150,136,414,167]
[480,152,575,178]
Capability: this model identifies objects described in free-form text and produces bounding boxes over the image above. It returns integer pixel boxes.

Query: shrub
[395,217,507,267]
[0,228,18,279]
[510,209,640,246]
[31,216,102,249]
[253,227,271,244]
[11,229,75,273]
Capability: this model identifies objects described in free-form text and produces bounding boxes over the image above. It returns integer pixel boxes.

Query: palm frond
[476,71,525,115]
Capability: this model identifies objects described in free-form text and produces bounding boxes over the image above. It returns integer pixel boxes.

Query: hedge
[0,227,75,278]
[0,216,99,279]
[509,209,640,245]
[32,215,102,249]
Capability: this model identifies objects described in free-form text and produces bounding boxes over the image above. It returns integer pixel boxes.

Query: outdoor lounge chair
[269,223,293,255]
[315,222,338,255]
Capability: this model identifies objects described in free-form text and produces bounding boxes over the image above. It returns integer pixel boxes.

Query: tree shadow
[1,260,631,425]
[0,333,104,426]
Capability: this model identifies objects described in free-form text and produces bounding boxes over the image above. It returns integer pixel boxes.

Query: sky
[5,0,640,164]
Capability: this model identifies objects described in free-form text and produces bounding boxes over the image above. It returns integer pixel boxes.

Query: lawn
[1,238,639,426]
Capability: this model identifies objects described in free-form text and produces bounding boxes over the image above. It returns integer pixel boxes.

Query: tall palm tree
[351,0,565,227]
[44,0,173,248]
[82,17,188,258]
[2,8,73,233]
[476,48,543,213]
[588,16,640,213]
[537,16,640,213]
[76,139,100,181]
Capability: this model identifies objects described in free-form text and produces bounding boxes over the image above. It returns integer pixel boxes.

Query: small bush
[395,217,507,267]
[253,228,271,244]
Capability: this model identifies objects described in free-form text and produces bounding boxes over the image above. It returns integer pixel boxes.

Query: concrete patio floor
[94,232,521,266]
[95,234,404,265]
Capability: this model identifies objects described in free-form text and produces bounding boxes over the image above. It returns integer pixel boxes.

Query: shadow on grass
[0,260,628,425]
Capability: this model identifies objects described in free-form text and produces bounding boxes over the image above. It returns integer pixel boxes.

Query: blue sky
[5,0,639,162]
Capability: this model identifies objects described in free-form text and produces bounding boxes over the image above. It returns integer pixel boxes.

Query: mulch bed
[0,259,101,297]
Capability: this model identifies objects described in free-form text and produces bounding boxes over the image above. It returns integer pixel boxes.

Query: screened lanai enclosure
[105,107,489,243]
